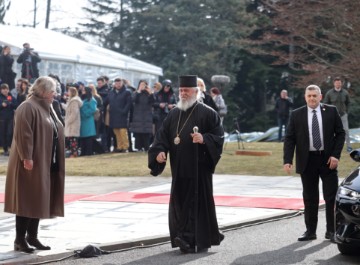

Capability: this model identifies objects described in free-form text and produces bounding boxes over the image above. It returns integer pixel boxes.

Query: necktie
[312,110,321,150]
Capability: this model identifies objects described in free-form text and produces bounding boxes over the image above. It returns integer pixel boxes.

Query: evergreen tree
[80,0,280,131]
[80,0,120,45]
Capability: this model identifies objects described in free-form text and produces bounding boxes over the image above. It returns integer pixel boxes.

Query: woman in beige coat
[63,87,83,158]
[4,76,65,253]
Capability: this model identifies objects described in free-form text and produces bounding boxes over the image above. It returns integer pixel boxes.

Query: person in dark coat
[16,79,30,106]
[104,78,132,152]
[153,79,177,134]
[275,89,293,141]
[0,46,16,90]
[148,75,225,253]
[16,43,41,83]
[97,76,112,151]
[0,83,16,156]
[130,80,154,151]
[283,84,345,242]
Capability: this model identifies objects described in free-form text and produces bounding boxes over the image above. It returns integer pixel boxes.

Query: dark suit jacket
[283,103,345,174]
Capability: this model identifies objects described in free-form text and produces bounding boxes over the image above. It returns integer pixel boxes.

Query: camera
[164,103,169,114]
[23,47,34,54]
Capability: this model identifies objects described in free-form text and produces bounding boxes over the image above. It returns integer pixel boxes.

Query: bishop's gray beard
[177,96,197,111]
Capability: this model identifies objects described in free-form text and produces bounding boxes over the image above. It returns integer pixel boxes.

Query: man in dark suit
[283,84,345,242]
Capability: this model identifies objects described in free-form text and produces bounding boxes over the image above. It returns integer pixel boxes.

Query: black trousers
[134,133,151,151]
[80,136,94,156]
[300,152,338,234]
[0,118,13,152]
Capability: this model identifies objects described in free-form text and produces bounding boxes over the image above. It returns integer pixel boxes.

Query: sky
[4,0,89,29]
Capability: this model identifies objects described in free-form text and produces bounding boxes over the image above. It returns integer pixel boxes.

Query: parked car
[335,149,360,255]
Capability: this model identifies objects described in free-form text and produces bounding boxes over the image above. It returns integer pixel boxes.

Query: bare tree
[45,0,51,28]
[33,0,37,27]
[0,0,10,23]
[249,0,360,86]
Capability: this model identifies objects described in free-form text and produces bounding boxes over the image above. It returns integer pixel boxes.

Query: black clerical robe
[148,102,224,249]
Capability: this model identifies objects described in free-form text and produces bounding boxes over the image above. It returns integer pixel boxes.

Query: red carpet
[0,192,323,210]
[0,194,92,204]
[81,192,312,210]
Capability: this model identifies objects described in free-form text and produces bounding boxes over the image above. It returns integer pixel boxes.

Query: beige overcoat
[4,95,65,219]
[64,96,83,137]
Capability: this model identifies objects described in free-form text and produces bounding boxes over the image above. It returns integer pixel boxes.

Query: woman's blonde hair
[88,83,99,97]
[68,86,78,98]
[197,78,206,92]
[28,76,56,98]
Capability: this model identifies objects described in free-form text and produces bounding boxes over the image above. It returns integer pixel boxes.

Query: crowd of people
[0,42,354,255]
[0,45,227,157]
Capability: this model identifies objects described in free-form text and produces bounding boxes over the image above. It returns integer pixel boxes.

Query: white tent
[0,25,163,86]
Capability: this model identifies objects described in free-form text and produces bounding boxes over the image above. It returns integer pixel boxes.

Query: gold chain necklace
[174,103,198,145]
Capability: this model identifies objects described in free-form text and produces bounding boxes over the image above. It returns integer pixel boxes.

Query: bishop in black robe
[148,100,224,252]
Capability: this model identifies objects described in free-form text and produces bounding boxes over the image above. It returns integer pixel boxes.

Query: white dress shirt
[307,105,324,151]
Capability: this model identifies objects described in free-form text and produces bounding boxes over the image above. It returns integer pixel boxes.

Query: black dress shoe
[174,237,190,252]
[325,231,335,242]
[14,238,35,253]
[26,237,51,250]
[185,247,209,253]
[298,231,317,241]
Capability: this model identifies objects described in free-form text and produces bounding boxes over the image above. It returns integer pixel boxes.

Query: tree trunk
[45,0,51,28]
[33,0,37,28]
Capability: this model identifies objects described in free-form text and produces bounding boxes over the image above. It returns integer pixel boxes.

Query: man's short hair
[305,84,321,94]
[96,77,105,82]
[333,77,342,82]
[114,78,122,82]
[0,83,9,90]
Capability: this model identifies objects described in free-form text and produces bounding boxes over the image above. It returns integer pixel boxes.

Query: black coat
[97,84,110,102]
[0,54,16,90]
[0,93,16,120]
[148,102,224,249]
[202,92,218,112]
[17,50,41,80]
[130,90,154,134]
[104,86,132,129]
[153,89,177,120]
[283,104,345,174]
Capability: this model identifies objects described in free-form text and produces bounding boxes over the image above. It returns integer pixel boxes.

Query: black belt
[309,150,324,155]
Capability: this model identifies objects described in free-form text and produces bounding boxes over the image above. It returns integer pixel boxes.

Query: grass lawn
[0,142,359,177]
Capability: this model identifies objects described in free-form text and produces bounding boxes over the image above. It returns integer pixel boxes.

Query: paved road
[52,211,360,265]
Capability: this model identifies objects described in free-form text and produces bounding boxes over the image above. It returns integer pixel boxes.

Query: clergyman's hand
[191,132,204,144]
[156,152,167,163]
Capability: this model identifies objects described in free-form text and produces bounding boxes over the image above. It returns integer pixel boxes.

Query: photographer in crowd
[129,80,154,152]
[17,43,41,83]
[153,79,176,134]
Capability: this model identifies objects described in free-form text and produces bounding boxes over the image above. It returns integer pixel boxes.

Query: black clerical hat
[179,75,197,87]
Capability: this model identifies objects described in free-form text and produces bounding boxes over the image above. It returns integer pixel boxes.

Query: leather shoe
[298,231,317,241]
[14,238,35,253]
[26,237,51,250]
[183,247,209,254]
[174,237,190,252]
[325,231,335,242]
